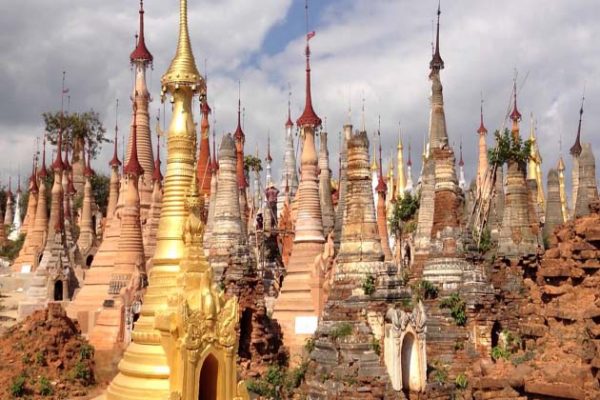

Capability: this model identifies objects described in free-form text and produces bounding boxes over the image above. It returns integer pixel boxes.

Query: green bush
[389,193,420,235]
[491,346,510,361]
[455,373,468,389]
[439,293,467,326]
[413,280,438,301]
[330,322,353,340]
[38,376,53,396]
[10,374,27,397]
[477,228,492,253]
[70,361,93,385]
[304,337,315,354]
[488,128,533,166]
[79,343,94,360]
[362,274,376,296]
[246,363,308,398]
[0,233,26,261]
[371,338,381,356]
[35,351,46,366]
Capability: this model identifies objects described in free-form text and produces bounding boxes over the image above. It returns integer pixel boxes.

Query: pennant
[307,31,316,41]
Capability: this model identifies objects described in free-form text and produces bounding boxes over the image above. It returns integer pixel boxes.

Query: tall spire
[161,0,203,91]
[266,133,272,162]
[459,141,464,167]
[510,78,522,123]
[234,82,244,142]
[285,87,294,128]
[130,0,153,65]
[153,126,163,182]
[52,126,65,171]
[569,95,584,157]
[429,0,444,72]
[38,135,48,179]
[296,0,321,128]
[123,103,144,177]
[110,99,122,167]
[376,126,387,193]
[477,98,487,135]
[84,140,94,177]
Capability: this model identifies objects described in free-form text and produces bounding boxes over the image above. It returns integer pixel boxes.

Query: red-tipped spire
[153,133,163,182]
[429,1,444,72]
[130,0,153,65]
[569,95,584,157]
[266,133,273,162]
[123,103,144,177]
[459,142,464,167]
[285,91,293,128]
[38,135,48,179]
[477,100,488,134]
[84,140,94,178]
[296,1,322,128]
[510,80,522,123]
[109,100,122,168]
[234,90,245,142]
[52,124,65,171]
[30,156,39,193]
[376,129,387,193]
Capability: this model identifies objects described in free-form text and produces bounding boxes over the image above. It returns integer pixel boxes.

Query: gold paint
[557,156,568,222]
[101,1,247,398]
[396,136,406,199]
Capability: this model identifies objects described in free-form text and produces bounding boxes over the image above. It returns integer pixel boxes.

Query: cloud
[1,0,599,209]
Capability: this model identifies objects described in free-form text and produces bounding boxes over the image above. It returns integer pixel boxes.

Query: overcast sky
[1,0,598,203]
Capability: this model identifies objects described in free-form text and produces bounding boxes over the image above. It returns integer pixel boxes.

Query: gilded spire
[429,0,444,72]
[296,1,321,128]
[161,0,203,92]
[569,95,584,157]
[130,0,153,65]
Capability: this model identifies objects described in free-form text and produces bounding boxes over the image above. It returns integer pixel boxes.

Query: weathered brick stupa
[543,169,563,240]
[375,132,393,261]
[77,142,98,265]
[207,134,243,280]
[573,143,598,218]
[204,130,218,247]
[333,120,352,250]
[234,94,249,232]
[277,98,299,216]
[89,103,146,372]
[99,3,250,396]
[61,146,78,258]
[497,87,541,257]
[12,159,41,272]
[142,132,163,269]
[197,96,212,197]
[19,126,76,319]
[476,103,488,196]
[125,0,154,223]
[273,28,326,360]
[67,108,122,333]
[277,181,294,267]
[304,129,404,399]
[318,130,335,236]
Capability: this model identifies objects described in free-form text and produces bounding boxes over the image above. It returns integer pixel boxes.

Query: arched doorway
[238,309,253,359]
[491,321,502,350]
[86,255,94,268]
[54,281,63,301]
[401,333,418,392]
[199,354,218,400]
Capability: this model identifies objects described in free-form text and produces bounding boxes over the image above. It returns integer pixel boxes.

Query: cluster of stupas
[1,0,599,399]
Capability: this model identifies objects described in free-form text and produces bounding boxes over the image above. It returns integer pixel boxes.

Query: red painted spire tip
[429,1,444,71]
[296,41,322,127]
[52,128,65,171]
[123,103,144,177]
[130,0,153,64]
[38,136,48,178]
[477,103,488,134]
[152,134,163,182]
[510,81,522,123]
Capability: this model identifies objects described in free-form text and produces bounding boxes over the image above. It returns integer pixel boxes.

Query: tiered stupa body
[497,88,541,257]
[277,103,299,216]
[476,105,488,196]
[543,169,563,239]
[204,133,218,247]
[458,144,467,191]
[8,177,22,240]
[12,164,39,272]
[333,122,352,249]
[273,35,326,359]
[77,144,97,262]
[20,163,37,236]
[207,134,243,280]
[67,127,122,332]
[371,150,379,209]
[89,105,146,363]
[197,98,212,196]
[101,2,249,397]
[573,143,598,218]
[375,136,393,261]
[143,134,163,268]
[318,130,335,236]
[396,134,406,198]
[126,0,155,223]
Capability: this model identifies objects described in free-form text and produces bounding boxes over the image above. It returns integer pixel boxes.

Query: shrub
[330,322,353,340]
[246,363,307,398]
[38,376,53,396]
[362,274,376,296]
[35,351,46,366]
[430,362,448,384]
[488,128,533,166]
[10,374,26,397]
[413,280,438,301]
[477,228,492,253]
[440,292,467,326]
[491,346,510,361]
[455,373,468,389]
[70,361,93,385]
[79,343,94,360]
[371,338,381,356]
[389,193,420,235]
[304,337,315,354]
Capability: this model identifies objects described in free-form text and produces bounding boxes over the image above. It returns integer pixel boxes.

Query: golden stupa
[98,0,248,399]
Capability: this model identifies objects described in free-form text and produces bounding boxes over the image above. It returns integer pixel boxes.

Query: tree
[389,192,420,237]
[487,128,532,167]
[91,174,110,216]
[42,110,108,160]
[244,155,263,173]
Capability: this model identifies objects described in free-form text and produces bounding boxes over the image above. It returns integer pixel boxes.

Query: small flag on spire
[307,31,316,41]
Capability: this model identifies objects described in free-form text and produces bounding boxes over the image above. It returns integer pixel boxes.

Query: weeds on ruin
[246,362,309,399]
[439,292,467,326]
[371,337,381,356]
[38,376,53,396]
[362,274,376,296]
[428,360,449,384]
[477,228,492,253]
[488,129,532,167]
[455,373,468,390]
[491,345,510,361]
[330,322,353,340]
[10,374,27,397]
[412,280,438,301]
[304,337,315,354]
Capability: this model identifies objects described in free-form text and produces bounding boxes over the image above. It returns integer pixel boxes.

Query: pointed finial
[459,140,464,167]
[234,80,245,142]
[38,135,48,178]
[510,75,522,122]
[161,0,202,91]
[296,0,321,128]
[110,99,121,167]
[130,0,153,65]
[477,95,487,134]
[266,132,272,162]
[153,124,163,182]
[407,141,412,167]
[376,123,387,193]
[570,92,585,156]
[397,121,403,150]
[285,84,294,128]
[429,0,444,71]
